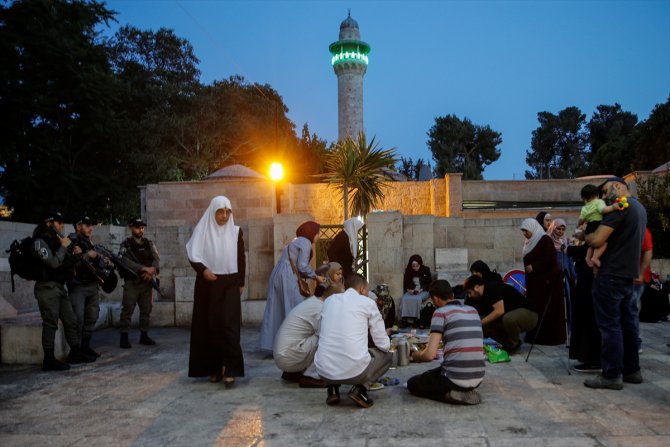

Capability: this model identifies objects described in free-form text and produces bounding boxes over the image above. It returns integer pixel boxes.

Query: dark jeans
[591,274,640,379]
[407,367,478,403]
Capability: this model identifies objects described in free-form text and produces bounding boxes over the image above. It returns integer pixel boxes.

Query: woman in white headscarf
[327,217,364,279]
[186,196,246,387]
[520,218,565,346]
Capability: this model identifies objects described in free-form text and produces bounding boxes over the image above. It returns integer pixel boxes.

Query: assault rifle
[93,244,164,298]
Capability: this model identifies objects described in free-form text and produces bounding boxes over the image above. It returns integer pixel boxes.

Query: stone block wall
[462,178,597,202]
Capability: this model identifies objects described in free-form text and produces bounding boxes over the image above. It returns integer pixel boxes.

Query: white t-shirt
[315,288,390,380]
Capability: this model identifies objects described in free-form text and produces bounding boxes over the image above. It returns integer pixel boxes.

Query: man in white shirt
[273,263,344,388]
[315,274,392,408]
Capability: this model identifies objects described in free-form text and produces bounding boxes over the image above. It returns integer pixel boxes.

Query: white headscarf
[186,196,240,275]
[343,217,364,259]
[521,218,546,257]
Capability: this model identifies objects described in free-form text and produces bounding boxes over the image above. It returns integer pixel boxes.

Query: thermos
[398,338,409,366]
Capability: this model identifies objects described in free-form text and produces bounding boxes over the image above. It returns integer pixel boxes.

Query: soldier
[118,218,160,349]
[67,215,107,359]
[32,210,95,371]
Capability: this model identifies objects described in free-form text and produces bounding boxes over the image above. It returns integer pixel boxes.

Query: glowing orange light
[269,163,284,181]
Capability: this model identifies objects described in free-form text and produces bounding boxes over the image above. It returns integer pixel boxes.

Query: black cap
[74,215,97,226]
[128,218,147,227]
[597,176,628,196]
[44,210,65,223]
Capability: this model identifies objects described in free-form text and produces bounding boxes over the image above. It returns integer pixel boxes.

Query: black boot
[120,332,131,349]
[67,345,96,364]
[43,349,70,371]
[326,385,341,406]
[139,331,156,346]
[81,335,101,358]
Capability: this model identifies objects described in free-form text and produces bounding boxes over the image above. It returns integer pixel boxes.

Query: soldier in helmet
[32,210,96,371]
[118,218,160,349]
[67,215,108,359]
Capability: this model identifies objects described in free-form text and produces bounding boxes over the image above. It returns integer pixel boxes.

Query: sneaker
[444,389,482,405]
[348,385,374,408]
[326,385,340,406]
[573,363,602,373]
[584,374,623,390]
[623,370,643,384]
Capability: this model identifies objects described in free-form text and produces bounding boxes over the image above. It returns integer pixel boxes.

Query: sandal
[223,376,235,388]
[209,371,223,383]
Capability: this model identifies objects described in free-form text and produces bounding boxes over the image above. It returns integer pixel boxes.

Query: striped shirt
[431,301,485,388]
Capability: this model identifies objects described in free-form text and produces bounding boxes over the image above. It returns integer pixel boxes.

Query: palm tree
[323,132,398,220]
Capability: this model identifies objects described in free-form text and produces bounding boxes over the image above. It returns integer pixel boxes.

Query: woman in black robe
[186,196,246,387]
[521,218,566,345]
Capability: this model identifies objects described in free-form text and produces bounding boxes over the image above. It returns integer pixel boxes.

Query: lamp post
[270,162,284,214]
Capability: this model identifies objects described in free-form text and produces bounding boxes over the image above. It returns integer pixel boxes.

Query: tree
[427,115,501,180]
[525,107,588,179]
[323,132,397,220]
[634,96,670,170]
[637,170,670,258]
[0,0,119,222]
[587,104,638,175]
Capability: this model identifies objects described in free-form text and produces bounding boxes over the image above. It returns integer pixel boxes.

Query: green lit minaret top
[329,11,370,67]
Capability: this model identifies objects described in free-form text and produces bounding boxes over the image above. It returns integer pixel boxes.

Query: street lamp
[270,162,284,214]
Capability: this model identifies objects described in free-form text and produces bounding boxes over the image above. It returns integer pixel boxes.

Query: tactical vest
[122,238,154,267]
[37,229,76,283]
[69,233,98,284]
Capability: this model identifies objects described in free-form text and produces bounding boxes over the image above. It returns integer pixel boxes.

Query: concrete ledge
[0,312,68,364]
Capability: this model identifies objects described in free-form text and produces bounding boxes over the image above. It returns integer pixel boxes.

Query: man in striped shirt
[408,280,485,405]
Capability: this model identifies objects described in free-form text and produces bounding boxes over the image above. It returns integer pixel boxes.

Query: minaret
[329,11,370,141]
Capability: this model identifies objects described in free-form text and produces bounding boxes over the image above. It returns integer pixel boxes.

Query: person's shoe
[281,371,304,383]
[348,385,374,408]
[623,370,643,384]
[573,363,602,373]
[444,389,482,405]
[120,333,131,349]
[326,385,340,406]
[67,346,96,364]
[299,376,327,388]
[81,335,101,358]
[42,349,70,371]
[139,331,156,346]
[584,374,623,390]
[209,371,223,383]
[223,376,235,389]
[504,341,522,355]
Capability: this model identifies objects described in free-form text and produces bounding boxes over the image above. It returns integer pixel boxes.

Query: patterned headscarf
[547,218,568,252]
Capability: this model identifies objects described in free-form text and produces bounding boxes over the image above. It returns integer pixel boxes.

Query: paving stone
[0,321,669,446]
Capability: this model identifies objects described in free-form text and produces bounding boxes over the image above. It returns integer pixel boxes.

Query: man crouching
[408,280,485,405]
[315,274,392,408]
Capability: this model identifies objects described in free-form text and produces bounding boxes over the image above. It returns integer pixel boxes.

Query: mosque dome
[338,11,361,40]
[339,12,359,30]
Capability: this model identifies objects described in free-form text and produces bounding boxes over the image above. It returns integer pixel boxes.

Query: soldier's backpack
[6,237,41,291]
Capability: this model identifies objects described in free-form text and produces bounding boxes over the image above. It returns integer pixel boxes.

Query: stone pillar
[445,173,463,217]
[367,211,404,300]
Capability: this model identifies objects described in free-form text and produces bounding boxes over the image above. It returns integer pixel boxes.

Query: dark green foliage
[0,0,120,222]
[633,96,670,171]
[637,170,670,258]
[587,104,638,175]
[428,115,501,180]
[525,107,588,179]
[0,1,329,223]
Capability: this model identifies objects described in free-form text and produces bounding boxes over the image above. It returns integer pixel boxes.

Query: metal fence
[316,224,368,278]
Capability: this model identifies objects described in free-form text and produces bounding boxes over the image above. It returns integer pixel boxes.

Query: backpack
[6,237,41,291]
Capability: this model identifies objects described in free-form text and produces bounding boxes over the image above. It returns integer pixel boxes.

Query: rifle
[94,244,164,297]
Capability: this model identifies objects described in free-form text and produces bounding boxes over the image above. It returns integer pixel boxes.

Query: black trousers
[407,367,477,403]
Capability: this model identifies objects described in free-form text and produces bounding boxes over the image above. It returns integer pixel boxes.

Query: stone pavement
[1,321,669,447]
